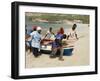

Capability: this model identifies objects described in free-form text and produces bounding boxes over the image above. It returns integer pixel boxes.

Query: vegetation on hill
[25,12,89,24]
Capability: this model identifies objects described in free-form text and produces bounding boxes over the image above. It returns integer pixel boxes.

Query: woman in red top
[59,27,64,34]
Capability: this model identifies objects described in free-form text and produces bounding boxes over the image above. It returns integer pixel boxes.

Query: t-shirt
[67,29,77,40]
[55,33,63,40]
[45,31,55,40]
[45,31,51,39]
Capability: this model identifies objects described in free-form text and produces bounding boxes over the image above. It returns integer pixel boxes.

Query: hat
[37,26,42,30]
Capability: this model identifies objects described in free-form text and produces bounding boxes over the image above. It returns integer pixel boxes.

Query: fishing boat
[40,39,74,56]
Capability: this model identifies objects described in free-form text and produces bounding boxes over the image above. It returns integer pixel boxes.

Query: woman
[50,27,65,61]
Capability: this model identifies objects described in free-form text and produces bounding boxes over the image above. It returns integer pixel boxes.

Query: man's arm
[75,31,78,39]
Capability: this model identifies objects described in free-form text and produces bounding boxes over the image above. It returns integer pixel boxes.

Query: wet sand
[25,24,90,68]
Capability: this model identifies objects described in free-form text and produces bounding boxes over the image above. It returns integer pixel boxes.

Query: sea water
[25,21,89,37]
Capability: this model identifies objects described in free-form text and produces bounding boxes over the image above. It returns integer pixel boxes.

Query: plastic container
[63,48,73,56]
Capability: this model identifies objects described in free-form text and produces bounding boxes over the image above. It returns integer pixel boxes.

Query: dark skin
[49,27,52,32]
[38,30,41,34]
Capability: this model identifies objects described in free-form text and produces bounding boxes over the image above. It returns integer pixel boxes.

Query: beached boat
[41,43,74,56]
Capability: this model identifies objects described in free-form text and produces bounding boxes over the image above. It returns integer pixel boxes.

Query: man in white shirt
[44,27,55,40]
[30,26,42,57]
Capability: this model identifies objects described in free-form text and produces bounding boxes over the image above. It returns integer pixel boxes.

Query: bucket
[63,48,73,56]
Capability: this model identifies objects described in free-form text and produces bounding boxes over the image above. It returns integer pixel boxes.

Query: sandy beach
[25,24,90,68]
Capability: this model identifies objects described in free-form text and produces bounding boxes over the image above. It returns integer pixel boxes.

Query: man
[44,27,55,40]
[31,26,42,57]
[67,24,78,40]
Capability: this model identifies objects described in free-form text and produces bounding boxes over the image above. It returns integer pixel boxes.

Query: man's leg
[29,41,32,52]
[50,48,57,58]
[59,47,64,61]
[32,47,39,57]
